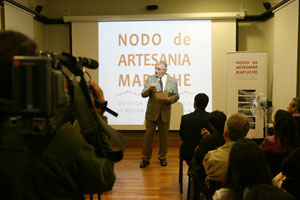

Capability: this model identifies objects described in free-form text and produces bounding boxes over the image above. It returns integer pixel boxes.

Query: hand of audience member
[201,128,210,136]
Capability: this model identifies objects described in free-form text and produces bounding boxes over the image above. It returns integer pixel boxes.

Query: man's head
[155,61,167,78]
[208,110,227,133]
[287,97,300,114]
[0,30,37,99]
[224,113,250,142]
[194,93,209,110]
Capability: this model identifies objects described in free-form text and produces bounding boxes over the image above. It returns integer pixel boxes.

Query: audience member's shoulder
[181,111,195,119]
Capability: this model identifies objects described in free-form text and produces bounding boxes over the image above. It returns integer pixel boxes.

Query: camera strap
[61,66,125,162]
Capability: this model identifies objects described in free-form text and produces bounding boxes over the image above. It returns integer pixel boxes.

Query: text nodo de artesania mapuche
[117,32,193,87]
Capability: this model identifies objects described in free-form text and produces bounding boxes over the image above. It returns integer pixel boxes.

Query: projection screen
[98,20,212,126]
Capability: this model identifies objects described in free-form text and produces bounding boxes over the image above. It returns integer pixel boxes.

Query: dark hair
[208,110,227,133]
[244,184,296,200]
[0,30,37,99]
[194,93,209,110]
[292,97,300,113]
[224,139,273,200]
[274,110,299,152]
[225,113,250,141]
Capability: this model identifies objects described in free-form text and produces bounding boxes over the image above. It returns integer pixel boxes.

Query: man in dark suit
[187,110,227,199]
[287,97,300,137]
[179,93,211,165]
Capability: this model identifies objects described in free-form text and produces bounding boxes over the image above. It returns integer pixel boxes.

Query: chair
[90,193,101,200]
[206,180,223,200]
[263,151,289,176]
[179,141,199,196]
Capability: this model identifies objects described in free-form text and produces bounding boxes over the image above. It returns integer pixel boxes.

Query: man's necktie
[159,78,163,92]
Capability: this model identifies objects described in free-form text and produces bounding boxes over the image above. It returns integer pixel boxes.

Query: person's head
[244,184,296,200]
[287,97,300,114]
[194,93,209,110]
[155,61,167,78]
[224,113,250,141]
[208,110,227,133]
[0,30,37,99]
[225,139,273,200]
[273,109,299,151]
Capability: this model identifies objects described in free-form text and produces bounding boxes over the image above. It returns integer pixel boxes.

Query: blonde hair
[225,113,250,141]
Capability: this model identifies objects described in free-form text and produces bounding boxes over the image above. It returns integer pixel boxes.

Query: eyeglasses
[155,67,163,71]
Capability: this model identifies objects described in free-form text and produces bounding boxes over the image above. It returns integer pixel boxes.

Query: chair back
[180,140,199,165]
[264,151,289,176]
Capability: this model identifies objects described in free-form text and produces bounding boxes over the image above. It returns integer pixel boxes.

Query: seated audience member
[188,110,227,178]
[213,139,273,200]
[261,109,299,154]
[0,31,115,199]
[287,97,300,137]
[260,110,299,176]
[281,147,300,200]
[244,184,296,200]
[203,113,250,183]
[179,93,211,164]
[188,110,226,200]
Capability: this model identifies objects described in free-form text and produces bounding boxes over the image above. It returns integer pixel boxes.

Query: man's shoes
[140,160,150,168]
[160,159,167,166]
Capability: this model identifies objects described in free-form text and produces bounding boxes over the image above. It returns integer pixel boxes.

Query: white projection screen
[71,19,236,130]
[98,20,212,126]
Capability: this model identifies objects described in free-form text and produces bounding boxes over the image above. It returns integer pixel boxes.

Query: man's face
[155,63,165,78]
[287,100,297,114]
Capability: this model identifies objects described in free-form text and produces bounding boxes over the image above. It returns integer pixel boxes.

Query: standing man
[140,61,179,168]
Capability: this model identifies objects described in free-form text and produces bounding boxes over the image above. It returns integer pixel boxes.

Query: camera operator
[0,30,115,200]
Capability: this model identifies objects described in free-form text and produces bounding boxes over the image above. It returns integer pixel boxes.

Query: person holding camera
[0,30,116,200]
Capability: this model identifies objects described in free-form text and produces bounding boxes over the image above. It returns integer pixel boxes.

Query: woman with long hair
[213,139,273,200]
[261,110,299,154]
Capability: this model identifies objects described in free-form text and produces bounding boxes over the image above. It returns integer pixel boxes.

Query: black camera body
[11,56,70,135]
[12,56,69,117]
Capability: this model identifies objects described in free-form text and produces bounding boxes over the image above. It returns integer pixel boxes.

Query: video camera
[11,52,125,162]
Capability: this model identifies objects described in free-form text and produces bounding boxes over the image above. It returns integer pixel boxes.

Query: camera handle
[61,65,125,162]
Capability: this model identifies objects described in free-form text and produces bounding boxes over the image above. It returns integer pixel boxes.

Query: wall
[273,0,299,113]
[238,19,274,100]
[45,24,70,54]
[43,0,267,19]
[34,20,46,51]
[212,20,236,111]
[0,5,3,29]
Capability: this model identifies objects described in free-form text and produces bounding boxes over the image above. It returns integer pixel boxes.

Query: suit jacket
[179,109,211,164]
[293,114,300,137]
[203,141,235,182]
[142,74,179,123]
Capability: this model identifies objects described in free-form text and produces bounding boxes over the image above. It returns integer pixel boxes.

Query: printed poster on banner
[227,51,268,139]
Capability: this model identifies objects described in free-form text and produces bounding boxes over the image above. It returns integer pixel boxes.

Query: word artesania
[118,32,191,67]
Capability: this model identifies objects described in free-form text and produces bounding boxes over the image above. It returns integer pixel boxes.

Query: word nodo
[119,33,162,46]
